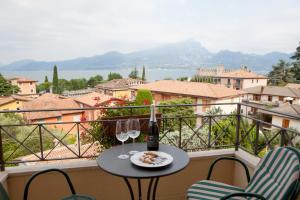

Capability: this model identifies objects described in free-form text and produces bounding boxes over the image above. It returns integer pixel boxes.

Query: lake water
[0,68,198,83]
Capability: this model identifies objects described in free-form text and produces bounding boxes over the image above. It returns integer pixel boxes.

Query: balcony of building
[0,103,299,200]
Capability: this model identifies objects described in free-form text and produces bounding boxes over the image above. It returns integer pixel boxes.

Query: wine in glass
[128,118,140,154]
[116,120,129,159]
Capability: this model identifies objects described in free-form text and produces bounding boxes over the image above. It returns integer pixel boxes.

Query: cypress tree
[52,65,59,94]
[142,66,146,81]
[44,76,50,92]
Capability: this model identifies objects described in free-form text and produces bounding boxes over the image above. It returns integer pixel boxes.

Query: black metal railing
[0,102,299,171]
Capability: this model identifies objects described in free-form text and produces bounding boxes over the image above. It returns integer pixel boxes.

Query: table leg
[152,178,160,200]
[147,178,154,200]
[138,178,142,200]
[123,177,135,200]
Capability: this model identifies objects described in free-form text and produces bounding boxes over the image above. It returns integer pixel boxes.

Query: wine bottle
[147,103,159,151]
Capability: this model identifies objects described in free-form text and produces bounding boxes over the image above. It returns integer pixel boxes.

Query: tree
[52,65,59,94]
[191,75,213,83]
[268,60,294,85]
[177,77,188,81]
[44,76,50,92]
[128,67,138,79]
[291,42,300,81]
[87,75,103,87]
[0,73,20,95]
[142,66,146,81]
[108,72,122,81]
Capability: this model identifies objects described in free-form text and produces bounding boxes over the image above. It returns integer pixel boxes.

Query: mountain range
[0,40,292,72]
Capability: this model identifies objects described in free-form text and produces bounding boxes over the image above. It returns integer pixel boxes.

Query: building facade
[7,77,37,95]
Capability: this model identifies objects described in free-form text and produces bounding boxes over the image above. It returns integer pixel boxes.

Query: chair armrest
[207,157,251,183]
[220,192,266,200]
[23,168,76,200]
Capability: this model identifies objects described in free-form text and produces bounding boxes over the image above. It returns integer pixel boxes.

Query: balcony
[0,103,299,199]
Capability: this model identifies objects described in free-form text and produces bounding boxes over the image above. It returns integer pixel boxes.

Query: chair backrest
[245,147,300,200]
[23,168,76,200]
[0,183,9,200]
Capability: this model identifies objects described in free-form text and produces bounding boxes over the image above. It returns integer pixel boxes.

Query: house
[74,92,124,120]
[0,95,32,110]
[7,77,37,95]
[243,86,300,104]
[22,93,84,132]
[197,65,268,90]
[258,103,300,132]
[131,80,243,114]
[95,78,144,99]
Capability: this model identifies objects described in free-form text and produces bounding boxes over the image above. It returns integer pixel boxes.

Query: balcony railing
[0,103,299,171]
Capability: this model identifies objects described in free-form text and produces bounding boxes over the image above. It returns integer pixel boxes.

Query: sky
[0,0,299,64]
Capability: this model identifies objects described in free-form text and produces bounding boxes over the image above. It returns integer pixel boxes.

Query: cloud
[0,0,299,63]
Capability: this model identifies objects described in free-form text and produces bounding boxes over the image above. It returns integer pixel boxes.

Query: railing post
[38,124,44,160]
[77,122,81,157]
[280,129,287,147]
[0,126,5,171]
[235,103,241,151]
[178,117,182,148]
[254,121,260,155]
[208,116,212,149]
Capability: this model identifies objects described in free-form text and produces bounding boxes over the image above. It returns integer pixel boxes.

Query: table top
[96,143,190,179]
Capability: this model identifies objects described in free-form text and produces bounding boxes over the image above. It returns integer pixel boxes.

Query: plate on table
[130,151,173,168]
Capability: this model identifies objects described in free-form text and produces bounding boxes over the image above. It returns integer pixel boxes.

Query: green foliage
[191,75,213,83]
[0,73,20,95]
[0,113,54,162]
[108,72,122,81]
[37,76,51,93]
[87,75,103,87]
[52,65,59,94]
[158,98,196,130]
[268,60,294,85]
[128,67,138,79]
[142,66,146,81]
[177,77,188,81]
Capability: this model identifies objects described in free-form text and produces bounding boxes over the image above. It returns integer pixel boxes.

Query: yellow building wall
[0,100,24,111]
[112,90,131,99]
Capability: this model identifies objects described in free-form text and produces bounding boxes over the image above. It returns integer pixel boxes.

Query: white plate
[130,151,173,168]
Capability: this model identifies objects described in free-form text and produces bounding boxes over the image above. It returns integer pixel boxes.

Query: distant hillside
[0,40,292,72]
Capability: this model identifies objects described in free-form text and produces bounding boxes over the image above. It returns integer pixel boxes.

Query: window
[30,82,32,85]
[57,116,62,122]
[253,94,261,101]
[31,89,34,93]
[16,101,19,104]
[282,119,290,128]
[256,79,258,83]
[279,96,284,101]
[252,79,254,83]
[268,96,272,102]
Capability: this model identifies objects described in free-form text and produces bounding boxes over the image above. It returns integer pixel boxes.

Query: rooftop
[74,92,120,107]
[217,69,267,79]
[259,103,300,119]
[244,86,300,98]
[131,80,243,99]
[286,83,300,89]
[95,78,144,90]
[22,93,82,120]
[7,76,38,83]
[0,95,32,106]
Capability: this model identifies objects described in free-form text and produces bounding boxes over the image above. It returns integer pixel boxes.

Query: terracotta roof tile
[244,86,300,98]
[0,95,32,106]
[74,92,116,107]
[96,78,144,90]
[22,93,82,120]
[131,80,243,99]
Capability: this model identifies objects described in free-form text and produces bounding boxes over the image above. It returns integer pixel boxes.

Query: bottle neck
[150,104,156,122]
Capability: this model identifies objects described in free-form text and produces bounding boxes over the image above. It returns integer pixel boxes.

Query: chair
[187,147,300,200]
[23,168,95,200]
[0,183,9,200]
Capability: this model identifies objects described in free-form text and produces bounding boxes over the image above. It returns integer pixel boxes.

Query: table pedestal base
[123,177,160,200]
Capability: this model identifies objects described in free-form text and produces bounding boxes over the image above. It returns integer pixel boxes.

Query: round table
[96,143,190,200]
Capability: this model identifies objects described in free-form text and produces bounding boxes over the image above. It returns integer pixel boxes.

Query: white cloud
[0,0,299,63]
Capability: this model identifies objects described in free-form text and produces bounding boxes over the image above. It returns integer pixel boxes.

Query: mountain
[0,40,292,72]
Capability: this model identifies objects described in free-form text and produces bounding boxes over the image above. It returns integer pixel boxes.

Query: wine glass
[127,118,141,154]
[116,120,129,159]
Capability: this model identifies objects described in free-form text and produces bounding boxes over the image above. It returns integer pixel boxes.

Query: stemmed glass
[127,118,141,154]
[116,120,129,159]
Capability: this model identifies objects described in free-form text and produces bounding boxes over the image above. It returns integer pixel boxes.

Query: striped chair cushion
[245,147,300,199]
[187,180,244,200]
